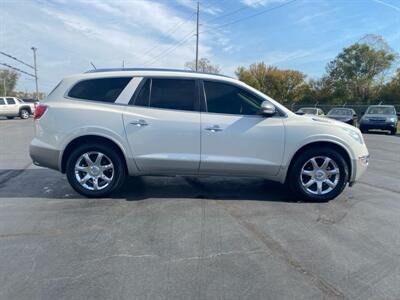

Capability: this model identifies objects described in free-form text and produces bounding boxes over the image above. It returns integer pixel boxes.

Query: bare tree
[184,58,220,74]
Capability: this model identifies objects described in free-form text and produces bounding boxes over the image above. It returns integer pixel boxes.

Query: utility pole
[31,47,39,100]
[3,78,6,96]
[195,0,199,72]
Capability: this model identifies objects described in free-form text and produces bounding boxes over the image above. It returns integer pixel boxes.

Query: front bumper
[360,122,396,131]
[350,154,369,184]
[29,138,61,171]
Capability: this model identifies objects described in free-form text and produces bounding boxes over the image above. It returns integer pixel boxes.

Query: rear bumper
[29,139,61,171]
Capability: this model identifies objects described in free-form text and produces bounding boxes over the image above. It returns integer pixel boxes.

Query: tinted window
[6,98,16,104]
[68,77,132,102]
[134,79,150,107]
[149,79,196,111]
[204,81,263,115]
[0,99,5,105]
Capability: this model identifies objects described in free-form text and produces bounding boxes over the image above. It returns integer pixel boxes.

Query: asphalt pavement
[1,118,400,300]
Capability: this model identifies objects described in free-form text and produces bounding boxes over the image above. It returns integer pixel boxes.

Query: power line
[0,51,34,69]
[0,62,36,78]
[201,0,298,34]
[195,0,200,71]
[136,12,196,59]
[142,32,195,66]
[205,0,257,23]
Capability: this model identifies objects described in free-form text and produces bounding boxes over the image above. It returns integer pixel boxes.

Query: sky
[1,0,400,93]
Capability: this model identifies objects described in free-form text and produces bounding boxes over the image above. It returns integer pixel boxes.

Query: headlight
[342,127,364,144]
[387,117,396,123]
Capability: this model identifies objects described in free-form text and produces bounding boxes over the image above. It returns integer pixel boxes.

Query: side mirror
[354,113,358,117]
[260,101,276,116]
[397,112,400,117]
[361,111,365,116]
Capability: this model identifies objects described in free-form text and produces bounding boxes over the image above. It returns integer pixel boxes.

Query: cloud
[176,0,222,15]
[241,0,287,8]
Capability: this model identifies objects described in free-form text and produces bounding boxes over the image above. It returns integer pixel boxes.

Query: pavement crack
[221,204,345,300]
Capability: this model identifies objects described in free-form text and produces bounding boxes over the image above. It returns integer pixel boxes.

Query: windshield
[299,108,317,114]
[328,109,352,116]
[366,106,395,115]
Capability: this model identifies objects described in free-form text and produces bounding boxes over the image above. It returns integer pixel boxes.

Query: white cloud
[241,0,287,8]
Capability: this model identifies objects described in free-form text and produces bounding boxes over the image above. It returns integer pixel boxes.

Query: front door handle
[205,125,222,132]
[130,119,148,127]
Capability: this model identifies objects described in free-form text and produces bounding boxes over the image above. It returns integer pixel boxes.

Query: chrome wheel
[74,151,114,191]
[300,156,340,195]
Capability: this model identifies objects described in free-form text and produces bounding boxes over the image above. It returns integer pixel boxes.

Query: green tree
[378,68,400,104]
[326,43,396,103]
[235,62,307,104]
[0,69,20,96]
[184,58,220,74]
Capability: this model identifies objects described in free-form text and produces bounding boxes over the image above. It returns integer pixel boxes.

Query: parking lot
[1,118,400,300]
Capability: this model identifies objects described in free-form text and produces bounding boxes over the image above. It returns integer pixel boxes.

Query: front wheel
[390,127,397,135]
[66,144,126,198]
[288,148,349,202]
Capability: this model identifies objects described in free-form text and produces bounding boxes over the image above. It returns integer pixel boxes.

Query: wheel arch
[19,105,32,114]
[60,135,129,174]
[285,141,352,184]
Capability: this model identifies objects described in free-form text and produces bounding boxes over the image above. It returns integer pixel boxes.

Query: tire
[288,147,349,202]
[6,116,14,120]
[66,143,126,198]
[19,109,30,119]
[390,127,397,135]
[360,127,367,134]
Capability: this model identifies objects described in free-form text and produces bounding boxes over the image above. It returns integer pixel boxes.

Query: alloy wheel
[74,151,114,191]
[300,156,340,195]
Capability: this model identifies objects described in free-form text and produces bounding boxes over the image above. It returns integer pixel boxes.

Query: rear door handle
[205,125,222,132]
[130,119,148,127]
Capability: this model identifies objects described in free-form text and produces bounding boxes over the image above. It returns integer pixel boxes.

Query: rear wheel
[66,144,126,198]
[19,109,30,119]
[288,147,349,202]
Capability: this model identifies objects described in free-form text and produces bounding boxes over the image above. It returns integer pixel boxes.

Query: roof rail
[84,68,232,78]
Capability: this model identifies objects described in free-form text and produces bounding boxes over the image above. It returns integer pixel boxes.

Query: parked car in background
[30,68,369,202]
[21,98,39,113]
[295,107,325,116]
[327,108,358,126]
[359,105,398,135]
[0,97,32,119]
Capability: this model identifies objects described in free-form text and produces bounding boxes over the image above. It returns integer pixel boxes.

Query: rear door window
[133,78,197,111]
[68,77,132,103]
[6,98,16,104]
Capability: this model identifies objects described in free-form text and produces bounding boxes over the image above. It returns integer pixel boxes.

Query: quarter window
[134,78,196,111]
[0,98,5,105]
[203,81,263,115]
[68,77,132,102]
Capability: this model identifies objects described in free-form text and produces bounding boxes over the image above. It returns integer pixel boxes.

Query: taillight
[34,104,48,120]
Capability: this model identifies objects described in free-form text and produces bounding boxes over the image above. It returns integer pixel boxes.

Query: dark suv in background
[360,105,398,135]
[327,108,358,126]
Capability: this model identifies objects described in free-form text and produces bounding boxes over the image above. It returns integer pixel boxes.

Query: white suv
[0,97,33,119]
[30,68,369,201]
